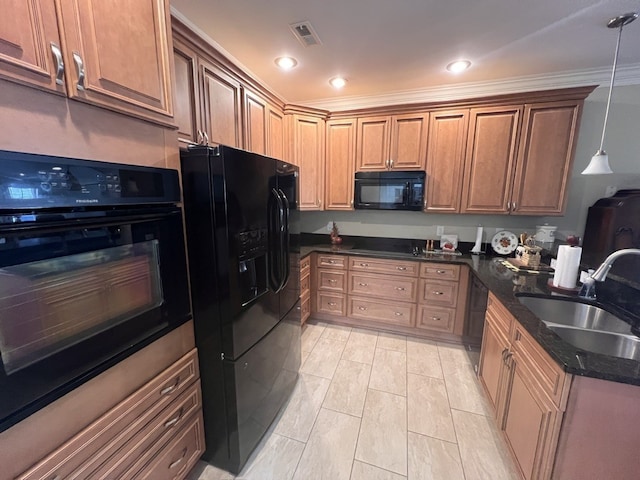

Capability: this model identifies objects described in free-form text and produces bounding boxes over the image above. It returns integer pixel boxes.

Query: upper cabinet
[266,105,285,160]
[356,113,429,171]
[1,0,175,126]
[425,110,469,213]
[325,119,356,211]
[172,40,199,145]
[461,106,521,214]
[244,89,267,155]
[0,1,65,95]
[511,101,581,215]
[57,0,174,125]
[288,113,325,211]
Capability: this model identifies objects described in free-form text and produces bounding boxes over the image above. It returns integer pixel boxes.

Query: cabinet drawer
[486,292,514,338]
[300,272,310,295]
[316,292,346,316]
[131,411,205,480]
[317,268,347,292]
[420,263,460,281]
[317,254,347,269]
[348,272,418,302]
[16,349,200,480]
[417,305,456,333]
[348,296,415,327]
[418,279,458,307]
[301,293,311,324]
[300,255,311,275]
[349,257,419,276]
[73,381,202,479]
[512,324,569,408]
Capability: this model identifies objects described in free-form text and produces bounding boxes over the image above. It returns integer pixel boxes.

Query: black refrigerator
[180,145,301,474]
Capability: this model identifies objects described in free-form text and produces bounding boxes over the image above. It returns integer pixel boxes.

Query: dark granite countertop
[300,236,640,386]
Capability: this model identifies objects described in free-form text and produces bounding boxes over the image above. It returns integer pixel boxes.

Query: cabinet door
[425,110,469,212]
[461,106,521,214]
[356,116,391,171]
[390,112,429,170]
[291,114,325,210]
[244,89,267,155]
[200,60,242,147]
[478,313,510,416]
[511,101,580,215]
[325,119,356,210]
[57,0,174,125]
[503,354,561,480]
[267,105,285,160]
[172,41,199,145]
[0,0,65,95]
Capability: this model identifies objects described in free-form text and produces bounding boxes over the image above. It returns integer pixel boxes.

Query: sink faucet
[590,248,640,281]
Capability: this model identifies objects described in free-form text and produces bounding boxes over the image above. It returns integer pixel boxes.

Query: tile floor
[187,322,520,480]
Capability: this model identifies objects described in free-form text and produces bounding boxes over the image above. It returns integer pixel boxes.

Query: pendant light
[582,12,638,175]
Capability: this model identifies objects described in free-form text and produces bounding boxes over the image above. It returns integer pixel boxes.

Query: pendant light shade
[582,12,638,175]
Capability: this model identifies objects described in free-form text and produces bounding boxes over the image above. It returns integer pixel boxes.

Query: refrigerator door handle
[278,188,290,289]
[268,188,283,291]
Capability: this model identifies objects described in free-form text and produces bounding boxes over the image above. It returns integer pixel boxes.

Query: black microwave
[354,171,425,211]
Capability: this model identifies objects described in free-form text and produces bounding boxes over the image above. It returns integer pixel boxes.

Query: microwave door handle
[404,182,411,206]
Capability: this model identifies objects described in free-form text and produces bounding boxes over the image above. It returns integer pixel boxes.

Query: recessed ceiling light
[446,60,471,73]
[275,56,298,70]
[329,77,347,89]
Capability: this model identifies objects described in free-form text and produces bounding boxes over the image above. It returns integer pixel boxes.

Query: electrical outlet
[436,225,444,236]
[605,185,617,197]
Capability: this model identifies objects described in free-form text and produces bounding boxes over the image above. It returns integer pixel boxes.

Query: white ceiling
[170,0,640,109]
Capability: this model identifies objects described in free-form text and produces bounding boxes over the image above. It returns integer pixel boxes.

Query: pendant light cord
[599,24,625,153]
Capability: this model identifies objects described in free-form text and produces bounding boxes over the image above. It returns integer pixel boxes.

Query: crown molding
[301,64,640,111]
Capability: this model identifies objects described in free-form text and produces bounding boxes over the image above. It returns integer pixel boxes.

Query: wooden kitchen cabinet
[244,89,268,155]
[425,110,469,212]
[288,113,326,210]
[1,0,175,126]
[0,1,65,95]
[173,40,200,145]
[313,254,348,316]
[461,106,521,214]
[300,256,311,325]
[416,263,468,335]
[325,119,356,210]
[56,0,174,126]
[511,101,581,215]
[478,293,571,480]
[200,59,243,148]
[356,113,429,171]
[267,105,285,159]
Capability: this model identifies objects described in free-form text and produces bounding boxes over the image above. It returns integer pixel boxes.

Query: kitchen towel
[471,225,483,253]
[553,245,582,289]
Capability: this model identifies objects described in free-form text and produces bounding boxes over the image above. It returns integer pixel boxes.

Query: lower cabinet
[16,349,204,480]
[310,254,469,341]
[300,255,311,324]
[478,293,570,480]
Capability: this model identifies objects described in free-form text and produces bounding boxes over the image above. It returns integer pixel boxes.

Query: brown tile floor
[187,322,520,480]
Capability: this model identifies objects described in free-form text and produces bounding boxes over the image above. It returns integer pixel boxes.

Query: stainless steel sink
[517,296,632,334]
[546,325,640,362]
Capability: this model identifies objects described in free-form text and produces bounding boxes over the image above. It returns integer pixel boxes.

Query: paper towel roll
[553,246,582,289]
[471,226,483,253]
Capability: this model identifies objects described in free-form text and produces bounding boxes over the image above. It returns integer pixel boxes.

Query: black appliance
[354,170,425,210]
[0,150,191,433]
[180,145,301,474]
[582,189,640,282]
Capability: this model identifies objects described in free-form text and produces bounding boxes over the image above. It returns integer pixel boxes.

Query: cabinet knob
[432,316,441,321]
[360,263,369,267]
[395,286,405,291]
[328,279,337,283]
[50,43,64,85]
[432,291,444,295]
[395,312,403,316]
[359,282,368,286]
[359,306,367,311]
[328,260,336,264]
[436,270,447,274]
[328,302,337,306]
[396,266,407,271]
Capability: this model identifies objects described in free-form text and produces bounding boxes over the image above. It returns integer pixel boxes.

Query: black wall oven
[354,171,425,211]
[0,150,191,432]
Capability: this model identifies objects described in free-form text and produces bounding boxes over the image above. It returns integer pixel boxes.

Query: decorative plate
[491,230,518,255]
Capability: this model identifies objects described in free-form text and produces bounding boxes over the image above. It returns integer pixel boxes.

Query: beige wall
[0,80,179,170]
[301,84,640,243]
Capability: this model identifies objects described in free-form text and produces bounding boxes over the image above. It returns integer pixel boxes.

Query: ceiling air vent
[289,21,322,47]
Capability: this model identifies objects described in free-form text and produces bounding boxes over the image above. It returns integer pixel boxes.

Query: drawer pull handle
[169,448,188,469]
[396,266,407,271]
[359,306,367,311]
[160,377,180,395]
[328,260,336,264]
[395,287,405,291]
[360,263,369,267]
[164,407,185,428]
[436,270,447,274]
[72,51,85,91]
[359,282,368,286]
[432,316,441,321]
[50,43,64,85]
[395,312,403,316]
[328,302,337,306]
[328,279,337,283]
[432,291,444,295]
